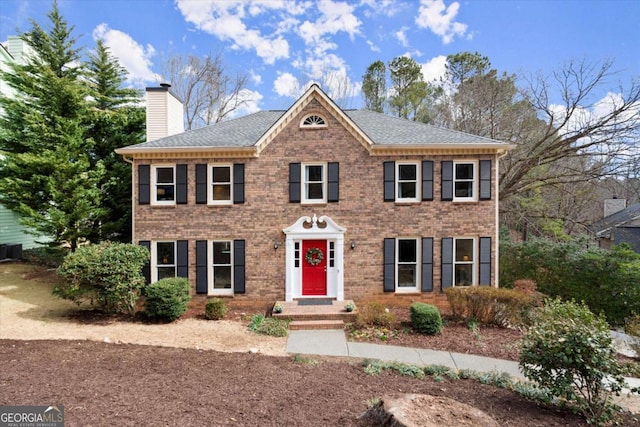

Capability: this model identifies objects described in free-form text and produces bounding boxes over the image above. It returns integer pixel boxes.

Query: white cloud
[92,23,159,84]
[366,40,380,52]
[175,0,289,64]
[415,0,468,45]
[227,88,263,118]
[273,72,300,97]
[420,55,448,83]
[249,70,263,86]
[395,27,409,47]
[298,0,361,49]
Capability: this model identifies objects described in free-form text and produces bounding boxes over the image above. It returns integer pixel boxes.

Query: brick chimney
[145,83,184,142]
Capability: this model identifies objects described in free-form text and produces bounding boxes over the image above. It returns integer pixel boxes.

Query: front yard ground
[1,262,639,426]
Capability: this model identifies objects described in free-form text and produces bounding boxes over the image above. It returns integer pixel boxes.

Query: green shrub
[500,238,640,327]
[144,277,191,321]
[22,246,68,268]
[444,286,542,327]
[248,314,289,337]
[55,242,149,315]
[410,302,442,335]
[354,302,397,329]
[519,298,626,425]
[204,298,227,320]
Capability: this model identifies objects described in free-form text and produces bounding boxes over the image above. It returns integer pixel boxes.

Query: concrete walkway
[287,329,640,394]
[286,329,524,378]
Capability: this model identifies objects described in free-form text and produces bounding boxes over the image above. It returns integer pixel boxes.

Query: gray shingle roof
[119,108,508,151]
[130,110,285,149]
[591,203,640,235]
[344,110,506,145]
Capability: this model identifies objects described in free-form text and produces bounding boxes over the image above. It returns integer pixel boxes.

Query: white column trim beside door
[283,214,346,302]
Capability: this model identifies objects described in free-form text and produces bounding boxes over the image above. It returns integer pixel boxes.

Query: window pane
[455,182,473,198]
[157,267,176,280]
[455,265,473,286]
[212,166,230,182]
[455,239,473,262]
[213,266,232,289]
[398,239,417,263]
[307,183,323,199]
[306,165,323,182]
[156,168,174,183]
[157,242,175,265]
[455,163,473,180]
[213,241,232,264]
[398,182,416,198]
[212,184,231,200]
[398,265,417,287]
[398,164,416,180]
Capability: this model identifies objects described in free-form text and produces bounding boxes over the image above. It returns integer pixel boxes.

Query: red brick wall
[133,99,498,308]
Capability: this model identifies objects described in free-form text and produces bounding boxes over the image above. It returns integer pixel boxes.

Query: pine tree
[0,1,105,250]
[85,40,145,242]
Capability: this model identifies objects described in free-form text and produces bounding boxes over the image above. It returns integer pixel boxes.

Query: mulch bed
[2,339,622,427]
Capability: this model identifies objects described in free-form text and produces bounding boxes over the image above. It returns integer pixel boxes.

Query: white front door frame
[283,214,346,301]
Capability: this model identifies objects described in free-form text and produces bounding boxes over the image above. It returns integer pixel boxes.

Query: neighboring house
[0,36,46,254]
[591,200,640,253]
[116,84,514,308]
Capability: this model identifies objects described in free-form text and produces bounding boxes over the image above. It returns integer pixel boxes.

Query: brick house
[116,84,514,310]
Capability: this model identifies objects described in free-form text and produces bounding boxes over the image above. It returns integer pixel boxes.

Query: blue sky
[1,0,639,116]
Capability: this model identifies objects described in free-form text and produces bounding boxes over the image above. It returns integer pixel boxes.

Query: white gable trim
[254,84,375,155]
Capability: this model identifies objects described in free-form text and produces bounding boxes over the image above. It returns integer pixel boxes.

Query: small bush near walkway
[444,286,542,327]
[410,302,443,335]
[144,277,191,322]
[519,298,626,426]
[204,298,227,320]
[354,302,397,329]
[55,242,148,315]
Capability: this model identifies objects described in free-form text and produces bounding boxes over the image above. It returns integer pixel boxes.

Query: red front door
[302,240,327,296]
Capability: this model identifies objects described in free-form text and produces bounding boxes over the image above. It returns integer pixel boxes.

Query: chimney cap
[159,82,171,88]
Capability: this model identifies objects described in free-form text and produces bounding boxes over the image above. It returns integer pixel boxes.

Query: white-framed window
[208,164,232,205]
[396,238,420,292]
[209,240,233,295]
[151,241,176,282]
[300,114,327,128]
[396,162,419,202]
[302,163,326,204]
[151,165,175,205]
[453,161,476,202]
[454,238,475,286]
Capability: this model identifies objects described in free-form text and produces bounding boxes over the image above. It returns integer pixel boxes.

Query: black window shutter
[479,237,492,286]
[289,163,301,203]
[177,240,188,278]
[383,238,395,292]
[479,160,492,200]
[138,165,150,205]
[441,161,453,201]
[195,240,207,294]
[383,161,395,202]
[233,240,246,294]
[328,162,339,202]
[441,238,453,290]
[195,164,207,204]
[422,161,434,201]
[176,164,188,204]
[421,237,434,292]
[233,163,245,204]
[139,240,151,284]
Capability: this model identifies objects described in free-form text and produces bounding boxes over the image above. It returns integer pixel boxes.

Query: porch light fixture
[350,240,356,250]
[273,240,279,250]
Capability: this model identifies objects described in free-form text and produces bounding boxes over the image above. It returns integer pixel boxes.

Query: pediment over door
[283,214,346,236]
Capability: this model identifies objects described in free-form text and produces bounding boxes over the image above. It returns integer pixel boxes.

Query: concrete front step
[289,320,345,330]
